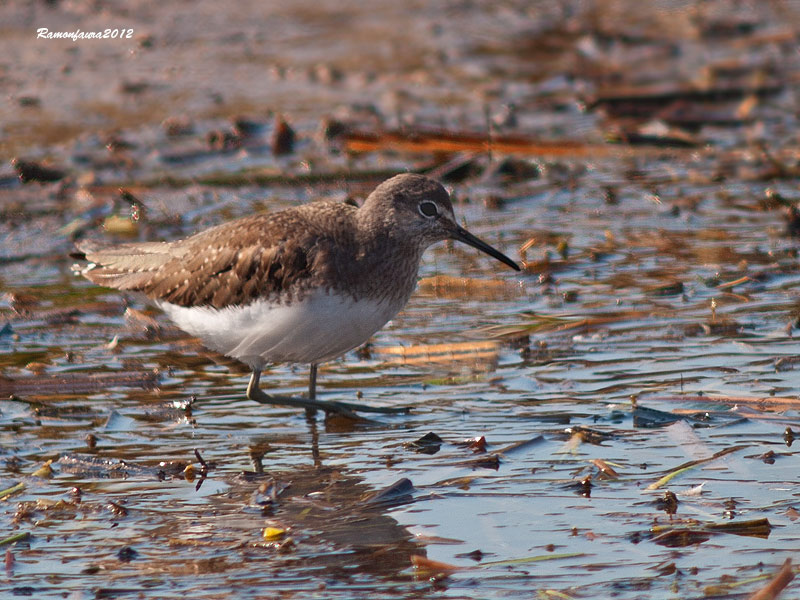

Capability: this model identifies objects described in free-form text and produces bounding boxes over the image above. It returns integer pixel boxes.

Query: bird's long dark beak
[448,222,521,271]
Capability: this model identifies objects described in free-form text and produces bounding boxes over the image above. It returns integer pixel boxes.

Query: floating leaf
[342,128,610,158]
[31,460,53,479]
[651,528,711,547]
[645,445,748,490]
[590,459,620,478]
[103,214,138,235]
[410,554,464,574]
[706,518,772,539]
[0,483,25,501]
[375,341,498,366]
[263,527,286,541]
[748,558,794,600]
[418,275,519,300]
[0,532,30,547]
[480,552,586,567]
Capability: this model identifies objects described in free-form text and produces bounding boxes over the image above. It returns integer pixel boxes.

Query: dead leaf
[375,341,498,366]
[748,558,794,600]
[410,554,465,574]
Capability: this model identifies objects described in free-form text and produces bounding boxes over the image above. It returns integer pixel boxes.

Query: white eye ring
[418,201,439,218]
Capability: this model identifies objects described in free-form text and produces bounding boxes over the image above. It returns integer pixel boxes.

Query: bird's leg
[246,368,411,416]
[247,369,320,410]
[305,364,318,419]
[247,368,352,417]
[308,364,318,400]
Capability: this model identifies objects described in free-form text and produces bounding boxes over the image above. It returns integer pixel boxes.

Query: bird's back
[75,201,363,309]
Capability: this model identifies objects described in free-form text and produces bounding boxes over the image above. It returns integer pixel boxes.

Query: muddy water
[3,1,800,599]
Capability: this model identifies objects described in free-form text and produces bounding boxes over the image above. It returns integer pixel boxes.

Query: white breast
[157,289,404,369]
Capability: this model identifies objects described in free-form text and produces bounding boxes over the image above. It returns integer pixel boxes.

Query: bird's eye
[418,201,439,218]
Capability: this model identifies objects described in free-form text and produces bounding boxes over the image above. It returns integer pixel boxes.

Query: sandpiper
[73,174,520,416]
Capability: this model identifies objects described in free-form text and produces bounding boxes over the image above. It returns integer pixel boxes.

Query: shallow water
[3,1,800,598]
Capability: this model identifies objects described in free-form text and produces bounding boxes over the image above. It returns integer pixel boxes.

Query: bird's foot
[246,385,410,417]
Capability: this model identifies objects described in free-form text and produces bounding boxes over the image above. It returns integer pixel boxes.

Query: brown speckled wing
[77,204,353,309]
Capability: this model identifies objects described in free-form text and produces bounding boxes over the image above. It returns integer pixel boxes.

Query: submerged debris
[12,158,66,183]
[405,432,443,455]
[270,115,295,155]
[363,477,414,507]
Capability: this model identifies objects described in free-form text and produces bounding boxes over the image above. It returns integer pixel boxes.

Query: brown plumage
[72,174,520,415]
[77,201,361,308]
